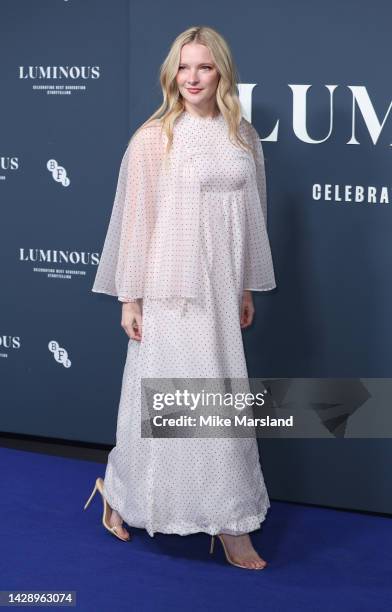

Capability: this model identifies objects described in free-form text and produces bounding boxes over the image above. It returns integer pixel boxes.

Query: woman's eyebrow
[179,62,214,66]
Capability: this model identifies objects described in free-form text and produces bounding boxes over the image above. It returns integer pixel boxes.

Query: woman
[85,25,276,570]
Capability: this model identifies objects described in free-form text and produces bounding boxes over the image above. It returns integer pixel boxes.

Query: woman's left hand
[240,291,255,329]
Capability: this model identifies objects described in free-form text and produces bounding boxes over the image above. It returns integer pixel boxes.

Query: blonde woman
[85,25,276,570]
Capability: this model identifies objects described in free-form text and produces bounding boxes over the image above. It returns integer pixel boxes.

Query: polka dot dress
[102,111,275,537]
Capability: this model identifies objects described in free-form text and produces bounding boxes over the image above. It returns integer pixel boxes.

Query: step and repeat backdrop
[1,0,391,513]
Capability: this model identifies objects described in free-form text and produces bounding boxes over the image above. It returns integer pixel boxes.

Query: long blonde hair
[131,25,254,156]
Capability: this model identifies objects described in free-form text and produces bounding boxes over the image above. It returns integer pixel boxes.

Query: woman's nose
[187,73,199,84]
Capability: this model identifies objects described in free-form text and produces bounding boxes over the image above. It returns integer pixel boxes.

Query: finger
[128,327,140,341]
[131,321,142,340]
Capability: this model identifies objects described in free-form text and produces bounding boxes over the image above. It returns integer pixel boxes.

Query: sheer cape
[91,114,276,301]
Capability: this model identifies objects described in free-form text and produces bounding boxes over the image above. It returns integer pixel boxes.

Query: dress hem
[103,483,270,538]
[141,507,271,538]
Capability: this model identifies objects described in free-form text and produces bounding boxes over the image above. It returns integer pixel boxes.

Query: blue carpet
[0,446,391,611]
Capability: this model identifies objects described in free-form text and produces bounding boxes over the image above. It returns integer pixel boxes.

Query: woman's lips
[187,88,202,93]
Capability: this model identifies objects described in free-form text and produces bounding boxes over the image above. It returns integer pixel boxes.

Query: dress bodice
[174,112,254,193]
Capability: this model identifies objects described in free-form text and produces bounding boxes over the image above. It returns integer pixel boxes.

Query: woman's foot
[108,509,129,540]
[218,533,267,569]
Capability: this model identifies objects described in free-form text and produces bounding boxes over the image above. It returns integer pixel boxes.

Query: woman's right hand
[121,300,143,341]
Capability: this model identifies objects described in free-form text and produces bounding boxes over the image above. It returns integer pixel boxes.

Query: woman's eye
[178,66,212,70]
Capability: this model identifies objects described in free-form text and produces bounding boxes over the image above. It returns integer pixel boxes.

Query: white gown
[101,111,275,537]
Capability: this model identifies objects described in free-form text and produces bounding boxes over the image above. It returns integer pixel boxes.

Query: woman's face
[176,42,220,113]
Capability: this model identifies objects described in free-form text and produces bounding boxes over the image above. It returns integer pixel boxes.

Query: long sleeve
[250,126,268,226]
[118,296,138,303]
[91,123,164,300]
[242,121,276,292]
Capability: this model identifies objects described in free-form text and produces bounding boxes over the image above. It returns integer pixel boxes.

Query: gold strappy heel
[83,477,131,542]
[210,534,267,570]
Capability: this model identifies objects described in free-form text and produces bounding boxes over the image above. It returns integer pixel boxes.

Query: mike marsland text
[152,415,294,427]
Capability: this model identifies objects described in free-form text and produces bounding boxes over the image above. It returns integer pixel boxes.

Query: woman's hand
[240,291,255,329]
[121,300,143,341]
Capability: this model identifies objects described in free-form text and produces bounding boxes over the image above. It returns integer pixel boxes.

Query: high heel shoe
[209,534,267,570]
[83,477,131,542]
